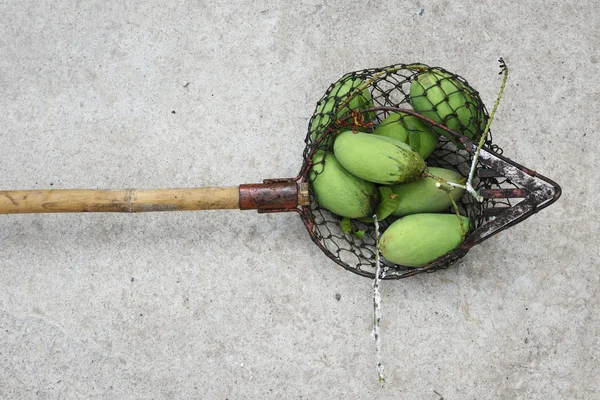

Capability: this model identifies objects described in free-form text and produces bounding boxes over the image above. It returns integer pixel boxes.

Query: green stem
[422,170,467,191]
[448,192,467,239]
[466,59,509,202]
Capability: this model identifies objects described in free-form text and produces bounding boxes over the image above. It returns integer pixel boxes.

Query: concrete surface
[0,0,598,398]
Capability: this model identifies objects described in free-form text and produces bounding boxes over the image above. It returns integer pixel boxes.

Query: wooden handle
[0,181,310,214]
[0,187,240,214]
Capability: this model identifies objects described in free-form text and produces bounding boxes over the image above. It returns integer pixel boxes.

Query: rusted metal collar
[239,178,309,213]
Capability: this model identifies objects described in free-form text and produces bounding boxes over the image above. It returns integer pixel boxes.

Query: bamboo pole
[0,187,240,214]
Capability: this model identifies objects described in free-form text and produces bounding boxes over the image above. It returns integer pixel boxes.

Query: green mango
[373,112,439,159]
[309,150,379,219]
[388,167,465,217]
[333,131,426,185]
[409,70,486,142]
[380,213,471,267]
[310,75,375,148]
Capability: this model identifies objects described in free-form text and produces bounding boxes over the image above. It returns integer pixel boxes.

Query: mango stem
[427,170,468,238]
[448,193,468,240]
[423,170,467,191]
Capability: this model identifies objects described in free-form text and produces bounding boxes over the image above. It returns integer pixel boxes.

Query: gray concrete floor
[0,1,597,399]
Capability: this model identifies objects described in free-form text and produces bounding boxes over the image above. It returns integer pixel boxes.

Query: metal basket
[294,63,561,279]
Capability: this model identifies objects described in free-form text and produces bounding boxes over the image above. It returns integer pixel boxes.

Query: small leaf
[375,187,403,220]
[340,217,353,234]
[353,230,365,240]
[408,130,422,152]
[341,218,366,240]
[378,186,394,199]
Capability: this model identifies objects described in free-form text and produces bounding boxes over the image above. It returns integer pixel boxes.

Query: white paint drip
[372,215,385,383]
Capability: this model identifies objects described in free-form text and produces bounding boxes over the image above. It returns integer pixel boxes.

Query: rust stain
[479,188,530,199]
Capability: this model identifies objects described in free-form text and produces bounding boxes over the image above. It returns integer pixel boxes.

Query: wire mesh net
[299,63,522,279]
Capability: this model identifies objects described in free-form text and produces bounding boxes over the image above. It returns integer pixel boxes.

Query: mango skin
[310,75,375,147]
[409,70,486,141]
[389,167,465,217]
[333,131,426,185]
[380,213,471,267]
[373,112,439,159]
[309,150,379,219]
